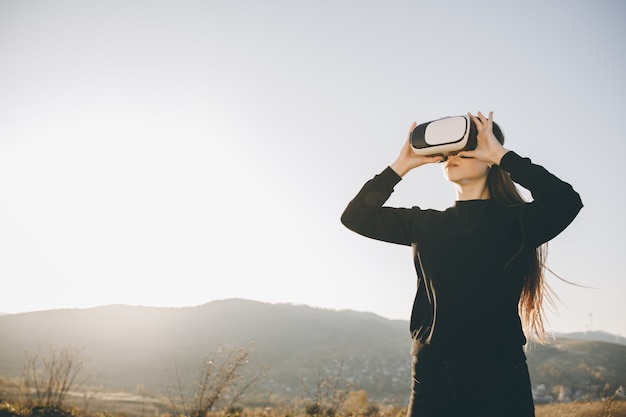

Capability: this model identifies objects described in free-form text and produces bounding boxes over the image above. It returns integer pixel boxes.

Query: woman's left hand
[457,111,509,166]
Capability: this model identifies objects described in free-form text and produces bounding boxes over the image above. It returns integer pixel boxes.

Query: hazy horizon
[0,297,620,337]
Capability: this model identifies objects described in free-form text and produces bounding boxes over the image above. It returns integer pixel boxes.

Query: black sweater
[341,152,583,361]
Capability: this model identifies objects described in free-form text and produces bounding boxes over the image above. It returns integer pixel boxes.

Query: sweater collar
[453,199,496,209]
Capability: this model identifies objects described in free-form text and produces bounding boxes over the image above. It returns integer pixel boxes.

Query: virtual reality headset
[410,115,477,156]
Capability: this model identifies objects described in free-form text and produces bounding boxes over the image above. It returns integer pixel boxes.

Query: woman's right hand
[390,122,443,177]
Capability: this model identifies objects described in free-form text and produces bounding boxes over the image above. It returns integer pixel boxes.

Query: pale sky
[1,1,625,337]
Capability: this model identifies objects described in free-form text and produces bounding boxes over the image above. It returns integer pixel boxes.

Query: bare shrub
[167,345,266,417]
[20,346,84,410]
[301,358,351,417]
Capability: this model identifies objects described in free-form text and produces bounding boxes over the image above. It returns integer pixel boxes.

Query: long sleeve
[340,166,414,246]
[499,151,583,247]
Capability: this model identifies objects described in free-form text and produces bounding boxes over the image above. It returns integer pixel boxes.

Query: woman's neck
[454,181,490,201]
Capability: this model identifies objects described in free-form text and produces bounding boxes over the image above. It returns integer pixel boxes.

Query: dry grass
[535,400,626,417]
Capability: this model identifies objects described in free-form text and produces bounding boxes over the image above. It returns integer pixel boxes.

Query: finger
[405,122,417,144]
[469,112,482,129]
[474,112,488,130]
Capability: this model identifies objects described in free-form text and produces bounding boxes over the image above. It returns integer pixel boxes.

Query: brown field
[5,396,626,417]
[75,399,626,417]
[3,398,626,417]
[535,400,626,417]
[4,377,626,417]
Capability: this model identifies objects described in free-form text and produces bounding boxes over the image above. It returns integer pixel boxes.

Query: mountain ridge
[0,299,620,341]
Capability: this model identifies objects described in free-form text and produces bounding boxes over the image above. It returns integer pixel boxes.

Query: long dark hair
[478,121,552,342]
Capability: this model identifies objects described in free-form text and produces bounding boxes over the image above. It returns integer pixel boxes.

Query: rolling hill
[1,299,624,405]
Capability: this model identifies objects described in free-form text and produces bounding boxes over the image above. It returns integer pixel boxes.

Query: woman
[341,112,582,417]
